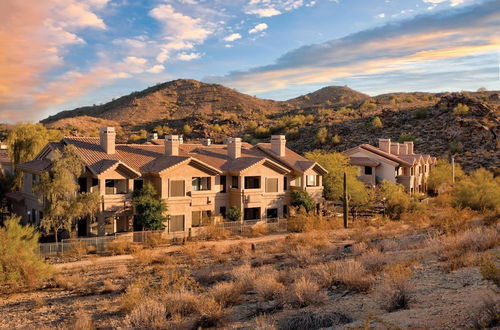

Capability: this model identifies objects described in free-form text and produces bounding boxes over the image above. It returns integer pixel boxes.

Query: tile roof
[256,143,319,173]
[349,157,380,167]
[17,159,52,172]
[345,143,436,167]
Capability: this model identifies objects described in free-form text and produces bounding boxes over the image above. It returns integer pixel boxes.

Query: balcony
[102,194,133,213]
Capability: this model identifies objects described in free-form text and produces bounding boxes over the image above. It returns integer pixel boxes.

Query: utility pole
[451,154,456,183]
[343,172,348,228]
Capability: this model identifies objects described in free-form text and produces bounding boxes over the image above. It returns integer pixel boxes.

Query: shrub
[122,298,166,329]
[468,295,500,329]
[371,116,383,129]
[73,310,95,330]
[164,291,199,317]
[380,180,412,220]
[331,134,341,145]
[209,281,244,307]
[133,184,167,230]
[376,267,412,312]
[106,238,142,255]
[278,310,352,330]
[254,272,285,301]
[227,206,241,221]
[315,127,328,145]
[452,103,470,115]
[414,108,428,119]
[359,249,390,273]
[0,216,52,288]
[182,124,193,135]
[479,254,500,287]
[254,126,271,138]
[193,296,226,329]
[291,191,315,213]
[427,159,465,192]
[281,277,327,307]
[454,168,500,211]
[328,259,373,291]
[398,132,415,143]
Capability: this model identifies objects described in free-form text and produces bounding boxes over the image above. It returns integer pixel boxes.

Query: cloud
[246,7,282,17]
[207,1,500,95]
[177,52,202,61]
[249,23,268,34]
[377,13,385,18]
[147,64,165,73]
[245,0,312,17]
[423,0,474,7]
[0,0,109,122]
[224,33,242,42]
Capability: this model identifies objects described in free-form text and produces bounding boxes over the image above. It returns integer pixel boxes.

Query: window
[78,177,87,193]
[170,180,185,197]
[92,178,99,192]
[265,178,278,193]
[411,167,414,176]
[244,207,261,220]
[244,176,261,189]
[192,210,212,227]
[284,177,288,191]
[306,175,318,187]
[105,180,115,195]
[364,166,372,175]
[220,176,227,193]
[170,215,185,232]
[133,179,143,191]
[220,206,227,218]
[294,176,302,187]
[192,177,211,191]
[266,208,278,219]
[231,176,239,189]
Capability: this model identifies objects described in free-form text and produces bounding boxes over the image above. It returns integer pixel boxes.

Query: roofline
[359,144,413,167]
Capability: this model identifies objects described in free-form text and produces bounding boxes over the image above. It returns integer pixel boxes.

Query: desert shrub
[452,103,470,115]
[428,206,473,234]
[371,116,383,129]
[377,266,412,312]
[192,296,226,329]
[331,134,341,145]
[254,126,271,138]
[315,127,328,144]
[469,295,500,329]
[291,191,315,213]
[209,281,244,307]
[254,314,277,330]
[427,159,465,193]
[278,310,352,330]
[254,271,285,301]
[281,277,327,307]
[454,168,500,211]
[337,106,355,116]
[118,278,148,313]
[398,132,415,143]
[123,298,166,329]
[380,180,412,220]
[359,249,390,273]
[288,246,317,265]
[242,222,268,237]
[230,264,255,291]
[158,268,200,293]
[73,310,95,330]
[479,253,500,287]
[164,291,199,317]
[414,108,428,119]
[328,259,373,291]
[0,216,52,288]
[227,206,241,221]
[53,274,88,292]
[247,121,258,130]
[200,222,230,240]
[133,250,176,266]
[106,238,142,255]
[182,124,193,135]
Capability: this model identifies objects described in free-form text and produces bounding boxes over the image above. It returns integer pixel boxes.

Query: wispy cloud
[208,1,500,95]
[249,23,268,34]
[224,33,242,42]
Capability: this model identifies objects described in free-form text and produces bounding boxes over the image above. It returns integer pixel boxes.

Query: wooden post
[343,172,348,228]
[451,154,455,183]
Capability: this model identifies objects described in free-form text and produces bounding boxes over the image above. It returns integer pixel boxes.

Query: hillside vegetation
[40,79,500,172]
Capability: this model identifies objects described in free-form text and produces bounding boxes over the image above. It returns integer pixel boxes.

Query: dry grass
[32,295,45,309]
[278,310,352,330]
[468,295,500,329]
[288,246,317,265]
[209,281,245,307]
[280,277,327,307]
[105,238,142,255]
[164,291,199,317]
[181,242,201,263]
[133,250,177,266]
[479,253,500,287]
[313,259,374,292]
[122,297,166,329]
[242,222,269,237]
[118,278,147,313]
[254,267,285,301]
[101,279,119,293]
[376,265,412,312]
[254,314,277,330]
[53,273,88,292]
[200,223,230,240]
[359,249,390,273]
[230,264,255,291]
[192,296,226,329]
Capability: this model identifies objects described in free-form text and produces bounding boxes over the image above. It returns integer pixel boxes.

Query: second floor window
[265,178,278,193]
[192,177,211,191]
[231,176,239,189]
[220,176,227,193]
[244,176,261,189]
[170,180,185,197]
[364,166,372,175]
[306,175,319,187]
[284,177,288,191]
[78,177,87,193]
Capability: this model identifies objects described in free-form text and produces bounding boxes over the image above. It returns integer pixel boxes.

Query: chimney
[390,142,400,155]
[378,138,391,153]
[404,141,414,154]
[201,138,211,146]
[165,135,180,156]
[147,132,158,142]
[271,135,286,157]
[399,143,408,155]
[179,136,184,144]
[100,127,116,154]
[227,137,241,159]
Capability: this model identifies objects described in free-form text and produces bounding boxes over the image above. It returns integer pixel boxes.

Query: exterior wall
[347,150,398,183]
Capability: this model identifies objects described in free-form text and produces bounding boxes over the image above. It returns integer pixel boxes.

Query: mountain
[41,79,500,172]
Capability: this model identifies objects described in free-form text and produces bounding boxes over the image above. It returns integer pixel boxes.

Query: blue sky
[0,0,498,123]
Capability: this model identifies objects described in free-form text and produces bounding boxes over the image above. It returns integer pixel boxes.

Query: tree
[454,168,499,211]
[0,216,52,287]
[227,206,241,222]
[398,133,415,143]
[452,103,470,115]
[427,159,465,192]
[315,127,328,145]
[331,134,341,145]
[305,151,373,214]
[34,145,100,242]
[133,184,167,230]
[7,123,50,189]
[183,124,193,135]
[380,180,411,220]
[291,190,315,213]
[371,116,383,129]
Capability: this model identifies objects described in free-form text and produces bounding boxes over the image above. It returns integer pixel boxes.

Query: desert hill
[40,79,500,172]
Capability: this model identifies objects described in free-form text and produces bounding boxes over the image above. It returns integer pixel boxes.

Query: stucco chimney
[399,143,408,155]
[165,135,180,156]
[390,142,400,155]
[271,135,286,157]
[404,141,414,154]
[201,138,211,146]
[227,137,241,159]
[100,127,116,154]
[378,138,391,153]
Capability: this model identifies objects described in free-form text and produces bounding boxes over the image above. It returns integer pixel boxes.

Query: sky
[0,0,498,123]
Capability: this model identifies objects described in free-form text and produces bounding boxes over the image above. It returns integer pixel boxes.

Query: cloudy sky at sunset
[0,0,498,123]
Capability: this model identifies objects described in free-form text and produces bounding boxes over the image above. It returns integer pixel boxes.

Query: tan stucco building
[343,139,436,193]
[12,128,326,236]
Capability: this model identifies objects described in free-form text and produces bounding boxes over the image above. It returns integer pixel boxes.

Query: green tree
[291,190,315,213]
[427,159,465,192]
[315,127,328,145]
[371,116,383,129]
[331,134,341,145]
[34,145,100,242]
[0,216,52,287]
[133,184,167,230]
[380,180,411,220]
[454,168,500,211]
[7,123,50,189]
[183,124,193,135]
[227,206,241,222]
[398,133,415,143]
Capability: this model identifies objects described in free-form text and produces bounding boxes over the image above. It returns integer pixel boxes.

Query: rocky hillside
[41,79,499,172]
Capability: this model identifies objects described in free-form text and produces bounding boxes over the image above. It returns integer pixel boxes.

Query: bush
[106,238,142,255]
[291,190,315,213]
[398,132,415,143]
[281,277,327,307]
[479,254,500,287]
[183,124,193,135]
[278,310,352,330]
[377,267,412,312]
[453,103,470,115]
[380,180,412,220]
[454,168,500,211]
[227,206,241,221]
[371,116,383,129]
[0,216,52,288]
[427,159,465,193]
[315,127,328,145]
[414,108,428,119]
[123,298,166,329]
[254,271,285,301]
[254,126,271,138]
[359,249,390,273]
[209,281,244,307]
[331,134,341,145]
